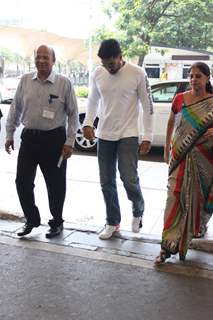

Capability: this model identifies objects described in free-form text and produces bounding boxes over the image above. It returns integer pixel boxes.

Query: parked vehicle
[75,80,190,152]
[0,77,19,104]
[75,97,99,152]
[148,79,190,146]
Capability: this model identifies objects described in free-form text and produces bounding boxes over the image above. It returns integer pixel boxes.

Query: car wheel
[75,114,98,152]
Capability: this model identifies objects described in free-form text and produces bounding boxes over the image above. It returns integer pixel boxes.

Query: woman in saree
[155,62,213,264]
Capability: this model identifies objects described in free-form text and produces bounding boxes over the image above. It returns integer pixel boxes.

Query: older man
[5,45,79,238]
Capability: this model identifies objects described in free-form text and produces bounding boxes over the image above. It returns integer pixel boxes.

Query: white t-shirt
[83,62,154,142]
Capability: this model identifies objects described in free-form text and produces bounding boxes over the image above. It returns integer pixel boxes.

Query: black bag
[0,109,3,118]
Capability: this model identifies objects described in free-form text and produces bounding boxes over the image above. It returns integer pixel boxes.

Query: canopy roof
[0,25,99,64]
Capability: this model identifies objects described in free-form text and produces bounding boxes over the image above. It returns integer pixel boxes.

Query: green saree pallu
[162,96,213,260]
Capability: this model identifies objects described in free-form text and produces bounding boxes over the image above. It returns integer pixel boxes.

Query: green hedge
[75,86,89,98]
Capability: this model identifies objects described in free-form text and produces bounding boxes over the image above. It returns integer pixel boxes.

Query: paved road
[0,237,212,320]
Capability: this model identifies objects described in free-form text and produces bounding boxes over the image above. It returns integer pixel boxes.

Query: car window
[152,83,181,102]
[184,82,191,91]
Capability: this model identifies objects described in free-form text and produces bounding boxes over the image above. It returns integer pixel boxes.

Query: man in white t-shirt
[83,39,154,240]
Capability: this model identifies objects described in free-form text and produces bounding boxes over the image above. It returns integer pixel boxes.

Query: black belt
[23,126,65,136]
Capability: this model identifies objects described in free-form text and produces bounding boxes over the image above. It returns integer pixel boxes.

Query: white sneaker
[99,224,120,240]
[132,216,143,233]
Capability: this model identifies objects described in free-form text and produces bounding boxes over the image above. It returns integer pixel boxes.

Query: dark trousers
[16,127,67,228]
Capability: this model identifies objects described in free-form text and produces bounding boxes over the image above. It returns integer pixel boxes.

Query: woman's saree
[162,96,213,259]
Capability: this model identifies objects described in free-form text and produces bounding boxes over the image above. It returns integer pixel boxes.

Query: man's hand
[83,126,95,141]
[5,140,14,154]
[139,141,151,155]
[62,144,73,159]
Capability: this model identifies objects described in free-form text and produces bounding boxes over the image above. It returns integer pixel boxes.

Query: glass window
[184,82,191,91]
[182,65,191,79]
[152,83,180,102]
[145,64,160,78]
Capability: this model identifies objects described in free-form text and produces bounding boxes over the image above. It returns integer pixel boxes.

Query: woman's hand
[203,127,213,139]
[197,127,213,144]
[164,145,170,164]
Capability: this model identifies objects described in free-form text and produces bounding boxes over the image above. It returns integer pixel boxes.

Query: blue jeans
[97,137,144,226]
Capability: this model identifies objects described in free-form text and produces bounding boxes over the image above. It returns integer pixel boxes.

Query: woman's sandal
[193,226,207,239]
[154,249,171,265]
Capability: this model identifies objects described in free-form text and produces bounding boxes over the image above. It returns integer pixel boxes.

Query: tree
[0,48,23,75]
[152,0,213,50]
[94,0,213,65]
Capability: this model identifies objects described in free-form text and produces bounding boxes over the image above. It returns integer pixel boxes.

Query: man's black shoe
[17,223,35,237]
[45,224,63,239]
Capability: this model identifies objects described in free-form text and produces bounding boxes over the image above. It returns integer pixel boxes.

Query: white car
[0,77,20,104]
[75,80,190,152]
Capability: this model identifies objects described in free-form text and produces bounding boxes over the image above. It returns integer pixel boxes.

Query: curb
[190,239,213,254]
[0,212,213,253]
[0,211,24,222]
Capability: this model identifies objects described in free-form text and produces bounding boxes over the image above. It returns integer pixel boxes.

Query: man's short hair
[97,39,122,59]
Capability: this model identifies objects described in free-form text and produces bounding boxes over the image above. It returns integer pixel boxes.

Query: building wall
[143,46,213,81]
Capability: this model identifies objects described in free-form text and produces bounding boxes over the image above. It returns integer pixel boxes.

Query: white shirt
[83,62,154,141]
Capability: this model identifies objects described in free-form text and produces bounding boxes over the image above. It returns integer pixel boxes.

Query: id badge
[42,107,55,119]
